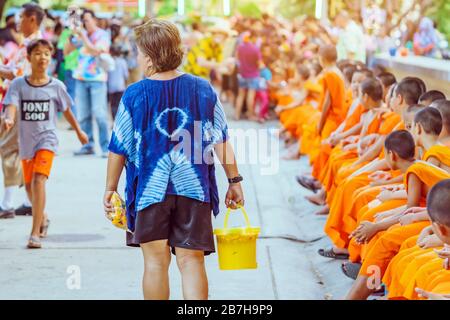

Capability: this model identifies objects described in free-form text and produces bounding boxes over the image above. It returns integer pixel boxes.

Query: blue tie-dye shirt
[108,74,229,232]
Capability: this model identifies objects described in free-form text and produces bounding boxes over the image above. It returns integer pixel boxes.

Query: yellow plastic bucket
[213,207,261,270]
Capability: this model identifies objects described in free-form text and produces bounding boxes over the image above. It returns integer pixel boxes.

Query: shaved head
[319,45,337,63]
[428,179,450,228]
[432,100,450,133]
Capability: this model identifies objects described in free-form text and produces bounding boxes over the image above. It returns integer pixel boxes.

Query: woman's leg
[246,88,257,119]
[175,248,208,300]
[140,240,171,300]
[235,87,247,120]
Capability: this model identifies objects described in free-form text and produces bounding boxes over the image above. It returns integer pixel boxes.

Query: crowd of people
[261,12,450,300]
[0,3,147,245]
[0,1,449,300]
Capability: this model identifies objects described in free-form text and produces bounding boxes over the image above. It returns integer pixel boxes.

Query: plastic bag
[106,192,129,232]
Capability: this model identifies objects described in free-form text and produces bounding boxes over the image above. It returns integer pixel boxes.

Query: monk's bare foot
[333,247,349,255]
[305,190,326,206]
[314,206,329,215]
[282,143,300,160]
[282,150,300,160]
[296,175,321,193]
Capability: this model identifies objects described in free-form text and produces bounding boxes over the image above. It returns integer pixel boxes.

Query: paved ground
[0,109,352,300]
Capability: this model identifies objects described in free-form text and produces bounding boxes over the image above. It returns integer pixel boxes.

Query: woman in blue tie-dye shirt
[104,19,244,300]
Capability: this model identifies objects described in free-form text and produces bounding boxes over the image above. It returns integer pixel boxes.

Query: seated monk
[319,79,420,259]
[308,77,384,215]
[276,64,323,159]
[297,45,347,166]
[297,68,373,199]
[332,94,448,255]
[316,79,425,259]
[414,179,450,300]
[380,100,450,299]
[344,128,450,300]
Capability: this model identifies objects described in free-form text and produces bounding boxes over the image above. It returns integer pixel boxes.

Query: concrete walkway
[0,112,352,300]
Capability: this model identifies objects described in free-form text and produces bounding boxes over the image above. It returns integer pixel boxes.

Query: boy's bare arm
[349,158,388,179]
[2,104,17,131]
[317,90,330,134]
[351,135,385,167]
[62,108,88,145]
[406,173,422,208]
[336,123,363,141]
[374,205,408,230]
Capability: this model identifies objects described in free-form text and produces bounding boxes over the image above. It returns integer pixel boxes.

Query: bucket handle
[223,206,251,229]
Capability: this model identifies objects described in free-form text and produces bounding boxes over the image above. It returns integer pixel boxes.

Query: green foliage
[157,0,177,17]
[426,0,450,42]
[237,2,262,19]
[277,0,315,19]
[50,0,72,11]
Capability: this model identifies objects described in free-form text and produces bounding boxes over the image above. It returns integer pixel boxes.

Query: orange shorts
[21,150,55,184]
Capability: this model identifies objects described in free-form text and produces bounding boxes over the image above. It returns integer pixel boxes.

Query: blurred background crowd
[0,0,449,124]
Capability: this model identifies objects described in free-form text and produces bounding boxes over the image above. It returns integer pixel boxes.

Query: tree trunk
[0,0,7,24]
[146,0,155,18]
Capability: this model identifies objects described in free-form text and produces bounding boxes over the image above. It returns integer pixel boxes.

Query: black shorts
[126,195,215,255]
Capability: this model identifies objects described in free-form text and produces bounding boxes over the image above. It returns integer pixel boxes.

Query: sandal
[40,219,50,238]
[318,248,349,260]
[371,285,386,297]
[27,236,42,249]
[341,262,362,280]
[296,175,320,193]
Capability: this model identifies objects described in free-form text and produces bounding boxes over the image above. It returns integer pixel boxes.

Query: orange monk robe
[311,104,365,180]
[350,161,450,262]
[347,199,408,263]
[324,115,404,248]
[343,177,402,232]
[424,270,450,295]
[381,145,450,297]
[299,83,327,162]
[423,144,450,168]
[334,112,403,185]
[300,70,346,163]
[402,254,444,299]
[280,81,323,139]
[323,112,383,200]
[318,70,347,140]
[357,162,450,277]
[300,117,321,162]
[383,235,422,298]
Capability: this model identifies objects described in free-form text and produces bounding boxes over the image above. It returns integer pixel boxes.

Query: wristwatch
[228,174,243,184]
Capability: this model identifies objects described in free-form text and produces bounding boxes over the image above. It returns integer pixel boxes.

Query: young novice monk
[2,39,88,248]
[298,45,346,167]
[345,126,450,299]
[309,77,384,214]
[381,100,450,299]
[343,104,426,264]
[415,179,450,300]
[337,92,447,250]
[277,64,323,159]
[298,68,371,198]
[317,79,423,259]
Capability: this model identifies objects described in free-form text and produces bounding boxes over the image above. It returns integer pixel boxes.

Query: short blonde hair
[134,19,184,75]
